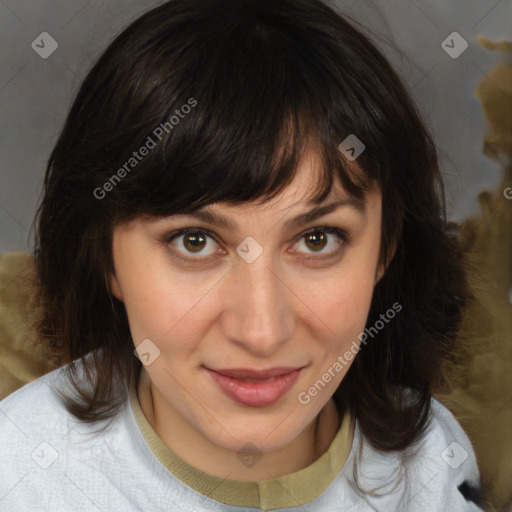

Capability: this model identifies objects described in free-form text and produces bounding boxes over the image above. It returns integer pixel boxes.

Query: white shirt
[0,362,484,511]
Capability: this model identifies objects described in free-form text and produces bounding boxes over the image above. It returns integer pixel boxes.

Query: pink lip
[212,367,302,380]
[206,367,304,407]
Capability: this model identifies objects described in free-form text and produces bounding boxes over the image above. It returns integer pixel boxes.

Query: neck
[137,369,342,481]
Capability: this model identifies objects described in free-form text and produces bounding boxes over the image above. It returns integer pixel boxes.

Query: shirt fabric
[0,361,484,511]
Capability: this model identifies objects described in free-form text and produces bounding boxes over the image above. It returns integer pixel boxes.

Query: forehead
[131,147,379,232]
[211,149,375,213]
[169,157,378,234]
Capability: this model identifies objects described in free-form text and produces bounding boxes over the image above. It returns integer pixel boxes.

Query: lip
[211,367,303,380]
[206,366,304,407]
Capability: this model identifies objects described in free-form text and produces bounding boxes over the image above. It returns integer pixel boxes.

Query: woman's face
[110,150,383,455]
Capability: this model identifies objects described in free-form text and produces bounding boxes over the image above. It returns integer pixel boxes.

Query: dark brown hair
[34,0,470,461]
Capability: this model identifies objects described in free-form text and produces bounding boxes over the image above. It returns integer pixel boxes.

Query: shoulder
[0,362,215,510]
[0,351,107,437]
[406,397,484,510]
[0,362,132,509]
[0,365,71,435]
[425,398,479,474]
[426,398,481,483]
[0,367,73,504]
[346,395,485,511]
[413,398,484,510]
[0,364,87,470]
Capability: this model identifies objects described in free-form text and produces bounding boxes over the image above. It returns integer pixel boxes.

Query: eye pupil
[184,232,206,252]
[171,227,343,261]
[305,232,327,251]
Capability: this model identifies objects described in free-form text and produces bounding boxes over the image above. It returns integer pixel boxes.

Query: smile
[205,367,304,407]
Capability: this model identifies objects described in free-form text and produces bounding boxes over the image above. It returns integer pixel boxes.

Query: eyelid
[163,225,349,262]
[290,226,349,258]
[163,227,225,261]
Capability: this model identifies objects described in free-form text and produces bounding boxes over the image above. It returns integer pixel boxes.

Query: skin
[110,149,386,481]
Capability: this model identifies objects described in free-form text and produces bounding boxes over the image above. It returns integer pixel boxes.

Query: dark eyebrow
[171,197,366,231]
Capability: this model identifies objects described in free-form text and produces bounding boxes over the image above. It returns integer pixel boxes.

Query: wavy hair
[34,0,470,458]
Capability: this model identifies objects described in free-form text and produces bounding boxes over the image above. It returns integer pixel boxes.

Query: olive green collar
[129,373,354,511]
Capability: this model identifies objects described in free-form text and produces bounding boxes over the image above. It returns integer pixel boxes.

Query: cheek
[298,251,378,361]
[117,264,167,337]
[323,275,374,345]
[117,256,219,356]
[304,258,377,333]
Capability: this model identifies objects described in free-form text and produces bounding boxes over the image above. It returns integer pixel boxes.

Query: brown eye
[164,225,349,264]
[167,229,221,259]
[294,227,348,257]
[304,231,328,252]
[183,231,208,253]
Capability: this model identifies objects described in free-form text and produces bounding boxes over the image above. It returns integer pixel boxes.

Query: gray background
[1,0,511,253]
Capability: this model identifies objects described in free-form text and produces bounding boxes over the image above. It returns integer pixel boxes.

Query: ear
[376,238,398,283]
[108,271,124,302]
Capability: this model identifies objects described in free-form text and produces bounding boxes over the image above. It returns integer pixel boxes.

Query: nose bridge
[243,257,280,315]
[223,249,294,355]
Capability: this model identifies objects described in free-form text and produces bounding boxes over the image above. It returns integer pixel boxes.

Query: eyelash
[163,226,350,264]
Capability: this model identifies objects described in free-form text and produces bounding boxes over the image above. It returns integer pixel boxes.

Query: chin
[203,416,305,454]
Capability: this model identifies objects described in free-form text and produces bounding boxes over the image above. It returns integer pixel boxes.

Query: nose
[219,251,295,357]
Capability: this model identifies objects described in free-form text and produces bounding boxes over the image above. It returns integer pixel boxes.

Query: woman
[0,0,485,510]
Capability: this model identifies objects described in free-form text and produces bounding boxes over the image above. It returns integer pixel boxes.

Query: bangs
[37,0,462,445]
[83,0,386,222]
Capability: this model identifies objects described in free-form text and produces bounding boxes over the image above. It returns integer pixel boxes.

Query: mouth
[205,366,305,407]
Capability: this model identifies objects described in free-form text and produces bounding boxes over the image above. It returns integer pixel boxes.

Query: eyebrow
[169,197,366,231]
